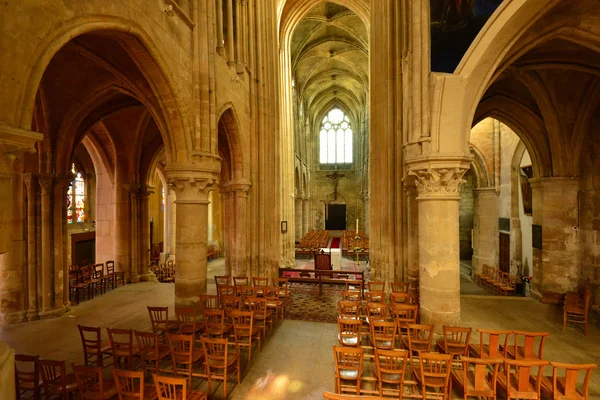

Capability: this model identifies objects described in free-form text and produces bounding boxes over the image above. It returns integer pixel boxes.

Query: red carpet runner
[330,237,341,249]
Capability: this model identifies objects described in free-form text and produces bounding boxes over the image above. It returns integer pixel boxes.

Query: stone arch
[468,144,491,189]
[16,17,191,163]
[217,104,247,182]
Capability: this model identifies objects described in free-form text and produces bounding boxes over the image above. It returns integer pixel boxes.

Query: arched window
[319,108,352,164]
[67,163,86,224]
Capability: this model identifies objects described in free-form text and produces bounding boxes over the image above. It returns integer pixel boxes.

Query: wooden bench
[278,268,364,295]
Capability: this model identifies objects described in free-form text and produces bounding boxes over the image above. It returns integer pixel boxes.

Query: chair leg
[563,312,567,332]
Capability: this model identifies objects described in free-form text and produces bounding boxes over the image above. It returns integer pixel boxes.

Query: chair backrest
[214,275,231,287]
[78,324,105,367]
[419,352,452,389]
[106,260,115,274]
[93,263,104,278]
[338,301,360,319]
[511,330,549,359]
[203,308,227,335]
[366,302,388,321]
[368,281,385,292]
[175,308,198,332]
[135,330,159,358]
[389,292,410,305]
[148,306,169,327]
[154,373,187,400]
[549,361,597,399]
[333,345,364,378]
[337,318,362,347]
[273,277,289,288]
[391,304,419,326]
[199,294,219,310]
[166,333,194,365]
[235,285,254,297]
[107,328,134,356]
[200,336,230,369]
[441,325,472,356]
[374,348,408,379]
[221,294,241,317]
[391,282,409,293]
[39,359,68,393]
[253,277,269,287]
[504,359,548,398]
[474,328,511,358]
[15,354,40,394]
[407,324,434,352]
[113,368,145,399]
[341,290,361,301]
[231,310,254,336]
[233,276,249,286]
[460,356,503,397]
[72,363,105,399]
[244,296,267,319]
[365,291,385,303]
[370,320,397,350]
[217,285,235,300]
[315,249,332,270]
[345,280,363,293]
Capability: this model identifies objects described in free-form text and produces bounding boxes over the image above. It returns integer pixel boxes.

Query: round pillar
[472,188,499,278]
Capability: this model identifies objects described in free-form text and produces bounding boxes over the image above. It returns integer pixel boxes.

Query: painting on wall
[520,165,533,216]
[431,0,505,73]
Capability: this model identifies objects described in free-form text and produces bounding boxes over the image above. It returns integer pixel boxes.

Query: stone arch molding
[216,103,248,183]
[17,16,192,163]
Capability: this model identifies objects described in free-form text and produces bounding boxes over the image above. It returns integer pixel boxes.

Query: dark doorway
[326,204,346,230]
[499,232,510,273]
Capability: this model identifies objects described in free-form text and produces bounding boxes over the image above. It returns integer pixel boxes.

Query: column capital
[166,161,219,204]
[22,173,37,190]
[230,180,251,198]
[0,124,43,155]
[123,183,143,196]
[530,177,581,190]
[140,184,155,198]
[37,173,54,194]
[169,177,215,204]
[406,156,471,199]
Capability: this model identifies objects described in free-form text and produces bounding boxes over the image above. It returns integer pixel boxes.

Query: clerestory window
[319,108,353,164]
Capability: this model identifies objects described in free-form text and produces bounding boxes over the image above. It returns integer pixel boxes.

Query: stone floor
[1,258,599,399]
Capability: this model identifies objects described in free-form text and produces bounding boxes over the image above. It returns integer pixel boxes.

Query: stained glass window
[67,163,86,224]
[319,108,353,164]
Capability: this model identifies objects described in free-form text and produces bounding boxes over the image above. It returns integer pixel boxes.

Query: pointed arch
[217,104,247,182]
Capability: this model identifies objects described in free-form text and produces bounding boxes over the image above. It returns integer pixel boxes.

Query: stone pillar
[139,185,154,281]
[302,197,310,236]
[232,182,251,276]
[221,184,233,276]
[215,0,225,56]
[405,184,419,293]
[168,188,177,255]
[472,188,499,277]
[234,0,243,73]
[294,195,303,242]
[114,168,131,282]
[225,0,235,66]
[532,178,581,298]
[37,174,53,316]
[167,162,218,308]
[125,185,141,283]
[52,176,72,313]
[409,162,469,328]
[23,174,38,321]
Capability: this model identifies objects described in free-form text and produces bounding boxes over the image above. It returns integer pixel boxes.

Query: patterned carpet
[286,285,340,323]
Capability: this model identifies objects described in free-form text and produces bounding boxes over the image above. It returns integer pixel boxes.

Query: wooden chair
[81,265,103,297]
[107,328,140,370]
[540,362,597,400]
[474,264,489,287]
[264,286,286,324]
[153,374,207,400]
[468,328,511,358]
[214,275,231,287]
[337,318,363,347]
[451,356,503,400]
[78,325,112,368]
[39,359,79,399]
[235,285,254,297]
[491,271,510,295]
[273,277,291,314]
[175,308,203,337]
[365,302,388,323]
[14,354,43,400]
[230,310,261,363]
[370,320,397,350]
[199,295,219,311]
[244,296,272,340]
[391,282,409,293]
[233,276,249,287]
[333,345,364,395]
[435,325,472,359]
[497,359,548,400]
[323,393,383,399]
[106,260,125,287]
[200,337,240,397]
[217,285,235,304]
[69,268,92,305]
[389,292,410,306]
[368,281,385,293]
[148,306,179,342]
[365,291,385,303]
[499,274,518,296]
[345,280,363,297]
[221,295,241,320]
[391,304,418,339]
[341,290,361,302]
[72,364,118,400]
[338,301,360,319]
[135,330,171,376]
[202,308,232,339]
[92,263,109,294]
[113,368,158,400]
[315,249,333,270]
[252,276,269,297]
[563,278,592,335]
[505,330,549,360]
[413,352,453,400]
[373,348,408,397]
[167,333,206,388]
[402,324,434,366]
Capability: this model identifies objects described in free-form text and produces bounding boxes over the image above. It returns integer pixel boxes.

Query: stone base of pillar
[25,310,39,322]
[37,305,66,320]
[63,301,71,312]
[130,273,141,283]
[0,310,26,324]
[140,271,159,283]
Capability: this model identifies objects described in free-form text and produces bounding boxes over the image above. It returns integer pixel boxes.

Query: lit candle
[356,218,359,234]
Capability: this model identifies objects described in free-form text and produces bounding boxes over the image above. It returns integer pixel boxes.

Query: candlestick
[356,218,359,234]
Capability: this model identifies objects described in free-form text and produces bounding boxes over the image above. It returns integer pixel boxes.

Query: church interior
[1,0,600,399]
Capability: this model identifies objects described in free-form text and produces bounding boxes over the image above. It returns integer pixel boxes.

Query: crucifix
[321,171,346,220]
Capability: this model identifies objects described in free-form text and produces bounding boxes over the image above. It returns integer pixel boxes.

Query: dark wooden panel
[532,224,542,249]
[499,232,510,273]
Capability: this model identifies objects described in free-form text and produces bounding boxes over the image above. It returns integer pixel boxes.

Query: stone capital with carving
[169,177,215,204]
[230,180,251,198]
[408,166,468,198]
[166,161,220,204]
[37,173,54,195]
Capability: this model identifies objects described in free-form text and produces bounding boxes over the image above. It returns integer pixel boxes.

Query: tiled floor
[2,258,599,399]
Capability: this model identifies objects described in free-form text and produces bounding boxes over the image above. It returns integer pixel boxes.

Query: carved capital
[123,184,143,198]
[22,173,37,192]
[37,174,54,195]
[230,181,251,198]
[408,167,468,199]
[169,177,214,204]
[140,184,155,198]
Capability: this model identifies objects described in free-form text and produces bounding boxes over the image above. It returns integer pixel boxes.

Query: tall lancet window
[319,108,353,164]
[67,163,86,224]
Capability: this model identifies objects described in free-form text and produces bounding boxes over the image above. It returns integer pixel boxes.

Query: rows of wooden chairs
[69,260,126,305]
[296,230,330,250]
[332,315,597,400]
[342,230,370,254]
[563,277,592,335]
[474,264,518,295]
[150,259,176,283]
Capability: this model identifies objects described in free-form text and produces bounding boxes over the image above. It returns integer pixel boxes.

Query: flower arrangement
[522,276,533,284]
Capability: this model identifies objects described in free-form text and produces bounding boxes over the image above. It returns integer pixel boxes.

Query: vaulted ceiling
[290,2,368,126]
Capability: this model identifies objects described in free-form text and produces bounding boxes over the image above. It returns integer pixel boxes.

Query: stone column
[409,161,469,328]
[215,0,225,56]
[232,182,251,276]
[302,197,310,236]
[124,184,141,283]
[294,195,303,242]
[472,188,499,278]
[114,168,131,282]
[225,0,235,66]
[405,184,419,293]
[221,184,233,276]
[167,165,216,308]
[37,174,53,317]
[23,174,38,321]
[234,0,243,73]
[532,178,581,299]
[139,185,154,281]
[52,176,72,313]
